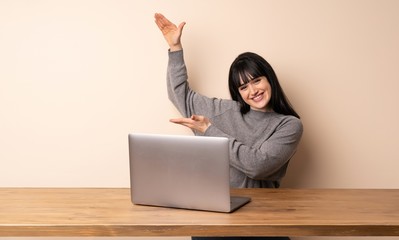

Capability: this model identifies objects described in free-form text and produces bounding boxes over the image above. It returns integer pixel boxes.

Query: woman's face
[238,76,272,112]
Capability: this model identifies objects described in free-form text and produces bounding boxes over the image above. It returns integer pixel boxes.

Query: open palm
[154,13,185,50]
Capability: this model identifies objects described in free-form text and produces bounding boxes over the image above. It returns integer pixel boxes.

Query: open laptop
[128,133,251,213]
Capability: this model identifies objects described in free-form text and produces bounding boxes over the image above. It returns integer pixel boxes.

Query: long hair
[228,52,300,119]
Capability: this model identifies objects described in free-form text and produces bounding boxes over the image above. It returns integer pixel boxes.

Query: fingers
[154,13,167,30]
[170,117,196,130]
[190,114,203,121]
[154,13,173,29]
[169,118,194,131]
[154,13,185,33]
[169,117,192,124]
[169,115,210,133]
[155,13,169,25]
[169,115,203,128]
[171,115,202,123]
[177,22,186,32]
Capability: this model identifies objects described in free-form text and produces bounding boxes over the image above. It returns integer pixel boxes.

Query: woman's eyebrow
[239,77,260,87]
[238,82,248,88]
[238,80,250,87]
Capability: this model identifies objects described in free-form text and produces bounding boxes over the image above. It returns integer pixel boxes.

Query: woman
[155,13,303,239]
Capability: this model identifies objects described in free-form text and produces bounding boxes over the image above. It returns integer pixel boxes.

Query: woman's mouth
[252,93,264,102]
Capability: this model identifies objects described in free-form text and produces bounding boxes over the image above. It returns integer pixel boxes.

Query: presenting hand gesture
[154,13,186,51]
[170,115,211,134]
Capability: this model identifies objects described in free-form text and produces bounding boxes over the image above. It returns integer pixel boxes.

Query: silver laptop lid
[128,133,231,212]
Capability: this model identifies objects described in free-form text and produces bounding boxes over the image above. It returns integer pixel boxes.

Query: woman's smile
[239,76,272,112]
[252,92,264,102]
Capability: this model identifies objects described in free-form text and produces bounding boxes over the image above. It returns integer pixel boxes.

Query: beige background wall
[1,0,399,239]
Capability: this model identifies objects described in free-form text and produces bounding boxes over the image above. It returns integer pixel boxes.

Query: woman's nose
[248,83,258,95]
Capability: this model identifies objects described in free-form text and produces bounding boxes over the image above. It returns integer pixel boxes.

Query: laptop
[128,133,251,213]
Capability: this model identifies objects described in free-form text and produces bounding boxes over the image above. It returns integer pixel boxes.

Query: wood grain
[1,188,398,236]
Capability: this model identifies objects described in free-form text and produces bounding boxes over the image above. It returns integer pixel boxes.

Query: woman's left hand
[170,115,211,133]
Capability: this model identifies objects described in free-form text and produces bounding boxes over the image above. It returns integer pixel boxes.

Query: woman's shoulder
[218,98,241,110]
[206,97,241,116]
[274,113,303,132]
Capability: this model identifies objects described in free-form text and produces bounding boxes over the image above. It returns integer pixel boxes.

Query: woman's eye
[253,79,261,84]
[239,85,247,91]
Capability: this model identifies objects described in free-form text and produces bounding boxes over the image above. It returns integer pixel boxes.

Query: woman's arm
[166,48,237,134]
[206,117,303,180]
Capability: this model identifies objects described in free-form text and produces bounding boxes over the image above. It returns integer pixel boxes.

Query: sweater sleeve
[206,116,303,180]
[167,50,236,119]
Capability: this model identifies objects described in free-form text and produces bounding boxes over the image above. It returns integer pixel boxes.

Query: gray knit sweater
[167,50,303,188]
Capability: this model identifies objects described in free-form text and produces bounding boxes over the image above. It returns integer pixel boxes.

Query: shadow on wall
[281,133,314,188]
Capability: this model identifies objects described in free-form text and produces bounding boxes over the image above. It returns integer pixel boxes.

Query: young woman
[155,13,303,240]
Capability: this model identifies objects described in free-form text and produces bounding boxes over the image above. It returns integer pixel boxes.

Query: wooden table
[1,188,398,237]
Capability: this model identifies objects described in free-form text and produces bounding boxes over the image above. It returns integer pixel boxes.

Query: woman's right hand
[154,13,186,51]
[169,115,211,134]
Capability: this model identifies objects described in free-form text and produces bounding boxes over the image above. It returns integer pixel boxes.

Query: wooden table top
[1,188,398,237]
